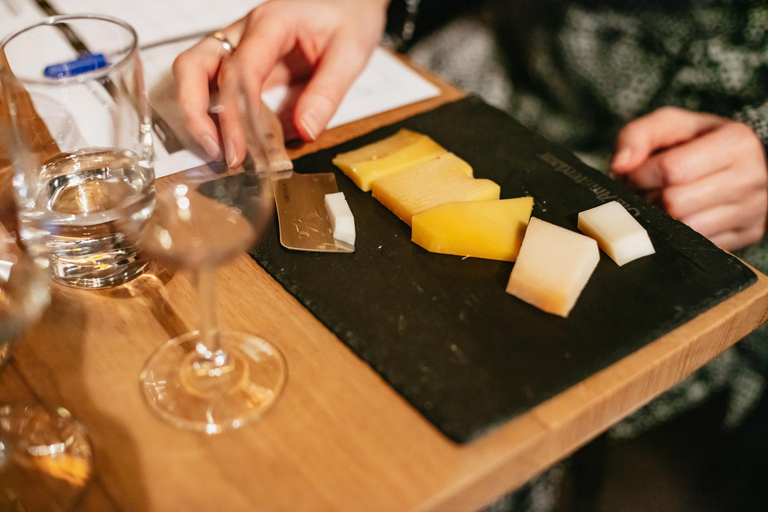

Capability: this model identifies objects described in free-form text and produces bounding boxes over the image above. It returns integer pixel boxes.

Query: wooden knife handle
[256,101,293,172]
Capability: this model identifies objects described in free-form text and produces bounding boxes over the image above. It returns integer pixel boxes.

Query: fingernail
[226,139,237,168]
[299,111,321,141]
[202,135,222,161]
[612,148,632,169]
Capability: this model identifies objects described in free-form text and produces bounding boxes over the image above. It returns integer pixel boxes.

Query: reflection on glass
[0,226,93,512]
[132,163,287,434]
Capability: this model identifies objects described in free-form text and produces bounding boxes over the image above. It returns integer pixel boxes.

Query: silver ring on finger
[209,31,235,53]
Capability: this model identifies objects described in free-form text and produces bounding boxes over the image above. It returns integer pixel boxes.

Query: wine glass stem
[194,268,228,367]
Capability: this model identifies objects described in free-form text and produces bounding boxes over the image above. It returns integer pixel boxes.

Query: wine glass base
[140,330,287,434]
[0,404,93,512]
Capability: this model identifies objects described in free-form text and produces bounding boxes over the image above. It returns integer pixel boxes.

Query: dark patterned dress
[385,1,768,510]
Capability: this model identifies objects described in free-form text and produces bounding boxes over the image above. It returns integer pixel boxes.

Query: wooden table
[2,61,768,512]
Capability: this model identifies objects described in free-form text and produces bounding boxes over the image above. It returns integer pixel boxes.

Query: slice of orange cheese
[506,217,599,317]
[332,129,447,191]
[372,153,500,226]
[412,197,534,261]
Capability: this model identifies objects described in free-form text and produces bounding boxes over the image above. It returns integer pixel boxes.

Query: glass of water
[1,15,154,289]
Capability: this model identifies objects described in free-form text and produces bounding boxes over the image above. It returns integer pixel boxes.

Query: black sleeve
[384,0,422,50]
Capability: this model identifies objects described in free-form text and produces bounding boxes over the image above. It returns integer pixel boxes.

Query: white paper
[48,0,263,47]
[6,0,441,178]
[261,49,441,131]
[0,0,45,38]
[141,39,208,177]
[1,9,117,156]
[45,0,441,132]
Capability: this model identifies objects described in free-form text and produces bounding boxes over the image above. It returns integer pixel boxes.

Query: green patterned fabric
[401,2,768,510]
[497,1,768,160]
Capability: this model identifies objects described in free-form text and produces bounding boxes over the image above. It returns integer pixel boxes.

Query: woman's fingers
[612,107,768,252]
[681,192,768,239]
[293,33,378,140]
[710,227,766,251]
[612,107,725,174]
[214,60,247,168]
[262,49,314,90]
[172,38,229,160]
[216,13,294,167]
[626,122,760,191]
[173,0,388,161]
[659,163,766,221]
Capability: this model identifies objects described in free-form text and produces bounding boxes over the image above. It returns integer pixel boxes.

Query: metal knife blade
[255,103,354,253]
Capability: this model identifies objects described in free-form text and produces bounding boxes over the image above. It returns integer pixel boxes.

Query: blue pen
[43,53,109,79]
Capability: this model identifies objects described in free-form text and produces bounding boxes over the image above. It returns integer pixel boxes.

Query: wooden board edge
[412,267,768,511]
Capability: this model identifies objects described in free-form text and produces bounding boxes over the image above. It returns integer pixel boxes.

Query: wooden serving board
[248,96,755,443]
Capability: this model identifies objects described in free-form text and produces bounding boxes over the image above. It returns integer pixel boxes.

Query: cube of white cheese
[506,217,600,318]
[577,201,654,266]
[324,192,355,246]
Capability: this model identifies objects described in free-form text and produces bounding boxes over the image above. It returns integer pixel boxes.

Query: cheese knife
[255,103,354,253]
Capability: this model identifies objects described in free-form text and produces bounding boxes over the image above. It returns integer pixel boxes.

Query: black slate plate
[248,96,756,443]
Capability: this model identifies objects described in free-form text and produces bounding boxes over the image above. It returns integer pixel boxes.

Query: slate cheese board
[249,96,756,443]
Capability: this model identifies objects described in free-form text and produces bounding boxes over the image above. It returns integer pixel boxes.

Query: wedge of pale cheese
[372,153,499,226]
[577,201,654,266]
[412,197,534,261]
[332,129,447,191]
[506,217,599,317]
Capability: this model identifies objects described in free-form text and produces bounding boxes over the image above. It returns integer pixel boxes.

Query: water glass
[1,15,154,288]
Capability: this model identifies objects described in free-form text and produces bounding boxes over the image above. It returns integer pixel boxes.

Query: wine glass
[129,94,286,434]
[0,224,93,512]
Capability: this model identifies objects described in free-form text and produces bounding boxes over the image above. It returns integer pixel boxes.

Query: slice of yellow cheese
[412,197,534,261]
[506,217,599,317]
[332,129,447,191]
[372,153,500,226]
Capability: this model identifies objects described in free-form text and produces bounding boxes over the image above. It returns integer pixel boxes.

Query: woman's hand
[612,107,768,251]
[172,0,388,167]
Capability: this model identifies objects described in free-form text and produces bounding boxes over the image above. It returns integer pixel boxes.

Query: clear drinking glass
[132,165,287,434]
[1,15,154,289]
[128,93,286,433]
[0,225,93,512]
